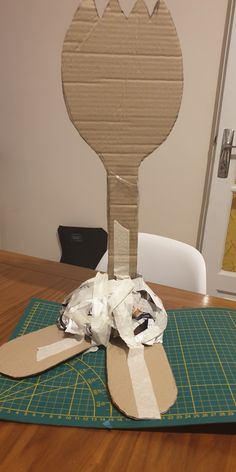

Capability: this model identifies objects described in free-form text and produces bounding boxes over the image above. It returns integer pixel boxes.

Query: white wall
[0,0,229,261]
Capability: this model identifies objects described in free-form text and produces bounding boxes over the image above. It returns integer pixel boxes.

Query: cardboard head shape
[62,0,183,277]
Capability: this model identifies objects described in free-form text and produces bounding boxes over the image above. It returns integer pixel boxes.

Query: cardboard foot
[0,325,91,378]
[107,339,177,419]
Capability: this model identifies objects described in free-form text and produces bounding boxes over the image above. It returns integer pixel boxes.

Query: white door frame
[197,0,236,250]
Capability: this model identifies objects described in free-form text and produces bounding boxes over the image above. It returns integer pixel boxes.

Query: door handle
[218,128,236,178]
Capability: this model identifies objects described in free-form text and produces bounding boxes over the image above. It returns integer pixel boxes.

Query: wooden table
[0,250,235,471]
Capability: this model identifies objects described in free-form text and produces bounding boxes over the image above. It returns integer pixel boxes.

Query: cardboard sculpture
[62,0,183,277]
[0,0,183,419]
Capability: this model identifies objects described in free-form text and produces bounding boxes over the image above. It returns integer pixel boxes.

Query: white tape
[127,345,161,419]
[135,325,163,345]
[90,273,111,346]
[36,338,83,362]
[108,278,138,348]
[108,278,134,312]
[114,221,130,277]
[113,294,137,348]
[133,277,167,343]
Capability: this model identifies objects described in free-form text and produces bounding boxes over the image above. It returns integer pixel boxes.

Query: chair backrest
[96,233,206,294]
[58,226,107,269]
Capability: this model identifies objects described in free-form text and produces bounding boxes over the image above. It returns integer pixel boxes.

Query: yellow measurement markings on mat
[0,379,34,401]
[1,301,235,427]
[229,312,236,328]
[25,375,41,414]
[1,385,82,405]
[77,357,113,417]
[0,368,78,402]
[201,312,236,407]
[20,302,41,335]
[173,313,197,414]
[66,363,96,417]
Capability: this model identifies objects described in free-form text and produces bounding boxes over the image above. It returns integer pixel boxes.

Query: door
[202,4,236,299]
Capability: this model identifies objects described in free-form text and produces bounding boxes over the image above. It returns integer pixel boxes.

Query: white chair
[96,233,207,294]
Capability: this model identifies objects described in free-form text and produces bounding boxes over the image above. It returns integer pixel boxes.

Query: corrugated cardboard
[107,340,177,418]
[0,0,183,419]
[62,0,183,277]
[0,326,90,378]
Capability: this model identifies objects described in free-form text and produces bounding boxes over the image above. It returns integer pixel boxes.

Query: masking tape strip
[114,221,130,277]
[36,338,83,362]
[113,296,137,348]
[109,278,134,312]
[127,345,161,419]
[91,273,111,346]
[136,325,163,344]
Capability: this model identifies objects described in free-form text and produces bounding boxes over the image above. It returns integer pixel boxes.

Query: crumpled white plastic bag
[61,273,167,349]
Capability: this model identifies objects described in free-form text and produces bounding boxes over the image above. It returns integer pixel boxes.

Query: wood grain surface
[0,250,235,472]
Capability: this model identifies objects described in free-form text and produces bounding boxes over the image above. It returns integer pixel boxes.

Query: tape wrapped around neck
[114,220,130,277]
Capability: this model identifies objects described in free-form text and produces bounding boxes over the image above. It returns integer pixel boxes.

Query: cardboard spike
[93,0,160,17]
[94,0,110,17]
[144,0,160,16]
[118,0,137,17]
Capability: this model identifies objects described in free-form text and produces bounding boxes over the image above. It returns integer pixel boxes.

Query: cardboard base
[107,339,177,419]
[0,324,177,420]
[0,325,91,378]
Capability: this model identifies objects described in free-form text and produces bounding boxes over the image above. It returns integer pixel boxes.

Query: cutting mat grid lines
[0,299,235,429]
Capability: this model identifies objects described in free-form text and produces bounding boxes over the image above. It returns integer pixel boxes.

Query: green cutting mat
[0,299,235,429]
